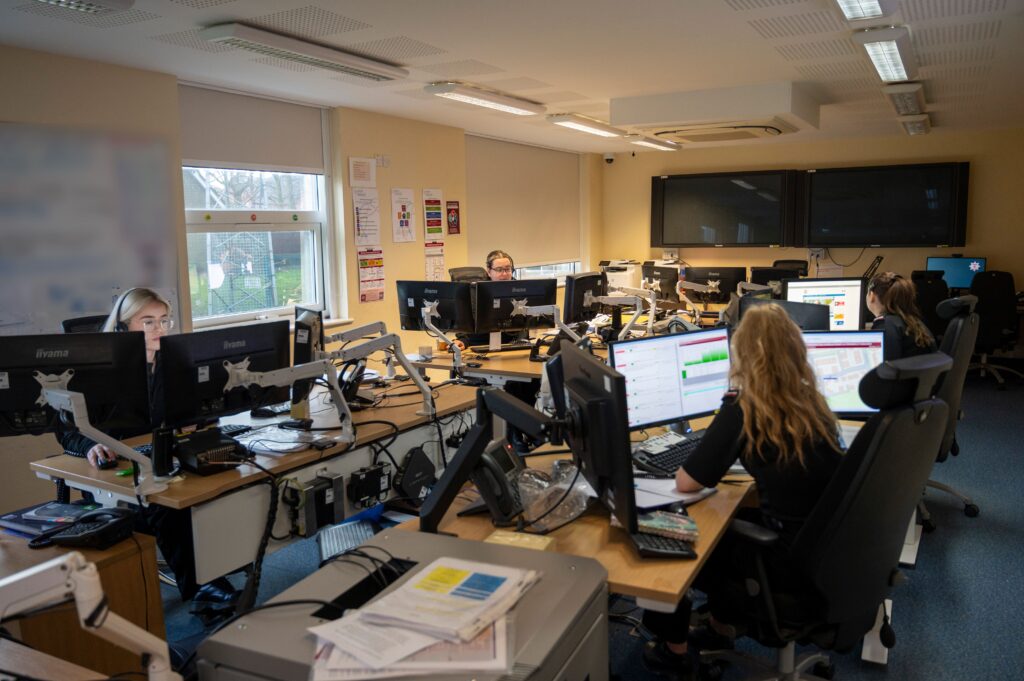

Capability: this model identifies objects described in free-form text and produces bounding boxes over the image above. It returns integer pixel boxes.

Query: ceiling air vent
[648,118,799,144]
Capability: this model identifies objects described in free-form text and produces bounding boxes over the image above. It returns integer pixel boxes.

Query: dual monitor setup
[397,279,558,335]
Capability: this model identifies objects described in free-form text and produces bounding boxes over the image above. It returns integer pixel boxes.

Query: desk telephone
[29,507,134,550]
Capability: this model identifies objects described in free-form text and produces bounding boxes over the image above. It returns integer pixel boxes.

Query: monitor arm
[35,373,167,501]
[323,321,388,345]
[610,286,658,337]
[519,304,581,343]
[222,359,355,444]
[677,279,719,316]
[324,332,434,417]
[419,388,558,534]
[583,291,645,340]
[420,301,465,373]
[0,552,180,681]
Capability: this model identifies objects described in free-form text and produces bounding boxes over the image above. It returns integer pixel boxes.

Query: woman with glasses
[485,249,515,281]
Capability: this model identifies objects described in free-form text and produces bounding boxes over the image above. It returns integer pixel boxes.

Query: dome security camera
[603,153,614,164]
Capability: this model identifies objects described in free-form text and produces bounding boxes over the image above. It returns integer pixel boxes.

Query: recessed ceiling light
[898,114,931,136]
[424,82,545,116]
[832,0,897,22]
[629,137,680,151]
[882,83,926,115]
[852,26,917,82]
[547,113,626,138]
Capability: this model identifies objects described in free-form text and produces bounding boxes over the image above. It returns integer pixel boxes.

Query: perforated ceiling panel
[918,44,998,66]
[151,29,236,53]
[795,61,874,79]
[340,36,445,61]
[775,37,857,61]
[902,0,1007,22]
[725,0,807,10]
[747,10,844,39]
[913,19,1003,46]
[13,2,159,27]
[417,60,503,77]
[477,77,552,91]
[169,0,238,8]
[248,5,370,38]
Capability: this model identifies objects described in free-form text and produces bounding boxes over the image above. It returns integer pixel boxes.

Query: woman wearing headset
[58,288,234,604]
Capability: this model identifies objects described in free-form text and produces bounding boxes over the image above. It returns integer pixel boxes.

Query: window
[184,167,326,326]
[515,261,581,285]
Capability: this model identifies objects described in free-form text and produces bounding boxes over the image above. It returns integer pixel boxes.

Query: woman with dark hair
[484,249,515,281]
[641,304,843,680]
[866,272,937,360]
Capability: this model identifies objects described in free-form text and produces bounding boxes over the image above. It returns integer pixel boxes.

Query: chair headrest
[859,353,953,409]
[936,295,977,320]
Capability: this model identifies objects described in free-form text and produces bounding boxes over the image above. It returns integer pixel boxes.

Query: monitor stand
[666,419,693,436]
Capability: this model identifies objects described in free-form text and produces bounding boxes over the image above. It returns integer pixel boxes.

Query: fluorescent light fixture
[898,114,930,136]
[199,23,409,82]
[882,82,926,115]
[33,0,133,12]
[730,179,757,190]
[852,26,917,82]
[756,191,779,202]
[629,136,681,151]
[832,0,897,21]
[547,113,626,138]
[424,82,545,116]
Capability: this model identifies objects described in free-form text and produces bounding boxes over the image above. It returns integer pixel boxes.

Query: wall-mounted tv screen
[805,162,968,247]
[651,170,797,247]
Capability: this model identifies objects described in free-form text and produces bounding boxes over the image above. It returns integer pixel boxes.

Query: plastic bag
[516,460,590,533]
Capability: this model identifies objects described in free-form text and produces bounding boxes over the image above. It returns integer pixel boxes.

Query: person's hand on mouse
[86,444,116,468]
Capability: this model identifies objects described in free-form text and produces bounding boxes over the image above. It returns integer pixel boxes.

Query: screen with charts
[784,278,865,331]
[609,328,731,429]
[802,330,884,416]
[925,256,986,289]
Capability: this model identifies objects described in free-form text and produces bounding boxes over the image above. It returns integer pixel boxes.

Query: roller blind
[178,85,324,171]
[466,136,580,267]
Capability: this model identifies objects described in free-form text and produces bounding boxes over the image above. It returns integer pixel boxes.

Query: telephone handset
[467,439,526,526]
[29,507,135,550]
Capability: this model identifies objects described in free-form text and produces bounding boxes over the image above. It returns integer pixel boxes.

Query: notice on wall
[423,188,445,240]
[357,247,385,302]
[391,188,417,243]
[446,200,461,235]
[349,157,376,188]
[352,187,381,246]
[425,240,446,281]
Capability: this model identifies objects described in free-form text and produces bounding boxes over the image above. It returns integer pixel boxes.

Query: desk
[398,453,754,606]
[412,347,543,385]
[31,382,478,583]
[0,640,101,681]
[0,532,164,676]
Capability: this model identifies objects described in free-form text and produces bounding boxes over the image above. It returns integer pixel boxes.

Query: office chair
[772,259,809,277]
[917,296,980,532]
[910,273,950,342]
[448,266,489,283]
[968,270,1023,387]
[61,314,109,333]
[700,353,952,681]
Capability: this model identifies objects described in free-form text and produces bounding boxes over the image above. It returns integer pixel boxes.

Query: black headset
[111,287,139,332]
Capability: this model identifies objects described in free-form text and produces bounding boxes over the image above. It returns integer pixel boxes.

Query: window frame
[514,260,582,286]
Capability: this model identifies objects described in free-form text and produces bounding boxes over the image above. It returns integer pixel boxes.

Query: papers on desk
[233,426,312,456]
[633,477,717,510]
[308,557,536,678]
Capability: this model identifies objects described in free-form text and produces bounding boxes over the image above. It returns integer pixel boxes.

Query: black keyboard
[631,532,697,559]
[633,432,705,477]
[219,424,252,437]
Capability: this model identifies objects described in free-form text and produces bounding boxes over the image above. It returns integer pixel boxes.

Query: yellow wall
[0,45,187,512]
[599,128,1024,285]
[330,108,469,349]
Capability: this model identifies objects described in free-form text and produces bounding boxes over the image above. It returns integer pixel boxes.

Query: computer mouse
[250,406,276,418]
[97,458,118,470]
[665,502,689,516]
[465,361,483,368]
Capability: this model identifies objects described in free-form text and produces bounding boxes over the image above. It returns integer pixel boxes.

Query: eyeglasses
[141,318,175,332]
[489,266,514,274]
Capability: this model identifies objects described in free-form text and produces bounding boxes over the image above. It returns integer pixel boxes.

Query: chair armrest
[728,518,780,547]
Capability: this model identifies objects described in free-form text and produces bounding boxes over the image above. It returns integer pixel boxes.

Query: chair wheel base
[964,503,980,518]
[921,518,936,533]
[812,661,836,679]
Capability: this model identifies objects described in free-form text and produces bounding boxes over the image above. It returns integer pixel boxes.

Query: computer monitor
[749,266,795,289]
[925,256,986,290]
[682,266,747,304]
[641,263,680,303]
[474,279,557,333]
[608,327,732,430]
[0,332,150,437]
[559,341,637,535]
[783,278,866,331]
[158,320,291,429]
[562,272,608,324]
[801,330,885,417]
[395,281,475,333]
[293,306,324,404]
[738,296,830,331]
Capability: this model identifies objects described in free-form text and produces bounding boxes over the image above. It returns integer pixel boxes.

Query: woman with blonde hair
[642,304,843,680]
[867,272,936,360]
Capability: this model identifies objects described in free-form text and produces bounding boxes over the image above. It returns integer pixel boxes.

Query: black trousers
[134,505,200,601]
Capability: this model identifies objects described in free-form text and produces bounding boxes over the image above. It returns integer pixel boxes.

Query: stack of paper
[633,477,717,509]
[307,557,539,679]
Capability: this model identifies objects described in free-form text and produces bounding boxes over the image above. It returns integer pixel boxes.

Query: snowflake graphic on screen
[969,261,982,272]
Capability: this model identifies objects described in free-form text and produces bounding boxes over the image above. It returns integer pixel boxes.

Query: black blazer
[872,314,937,361]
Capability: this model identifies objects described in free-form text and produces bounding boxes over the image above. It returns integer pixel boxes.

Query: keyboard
[633,431,705,477]
[219,424,253,437]
[317,520,376,563]
[631,532,697,559]
[469,341,534,354]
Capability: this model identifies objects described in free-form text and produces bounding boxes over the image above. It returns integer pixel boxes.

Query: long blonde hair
[868,272,932,349]
[102,287,171,332]
[731,304,839,467]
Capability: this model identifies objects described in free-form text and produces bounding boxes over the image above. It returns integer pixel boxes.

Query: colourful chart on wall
[357,247,385,302]
[391,188,416,243]
[352,187,381,246]
[423,188,445,240]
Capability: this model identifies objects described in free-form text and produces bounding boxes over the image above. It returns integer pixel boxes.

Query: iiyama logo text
[36,349,69,359]
[223,340,246,350]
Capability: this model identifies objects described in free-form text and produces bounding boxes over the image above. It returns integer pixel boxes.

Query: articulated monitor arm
[583,291,645,340]
[610,285,658,337]
[420,302,464,373]
[325,333,434,417]
[0,552,181,681]
[36,377,167,501]
[518,304,581,342]
[222,359,355,444]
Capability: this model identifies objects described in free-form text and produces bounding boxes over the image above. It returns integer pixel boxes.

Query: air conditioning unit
[638,117,799,144]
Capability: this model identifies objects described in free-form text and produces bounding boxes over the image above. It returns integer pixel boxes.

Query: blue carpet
[164,371,1024,679]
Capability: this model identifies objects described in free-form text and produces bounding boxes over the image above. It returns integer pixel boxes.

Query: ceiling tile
[13,2,159,27]
[775,37,857,61]
[918,44,998,67]
[475,77,552,91]
[151,29,236,53]
[535,91,591,104]
[248,5,371,38]
[725,0,808,10]
[169,0,239,8]
[416,60,504,77]
[748,10,844,40]
[340,36,446,62]
[902,0,1008,22]
[912,20,1002,47]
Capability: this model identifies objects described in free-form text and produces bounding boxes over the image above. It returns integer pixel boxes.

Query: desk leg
[861,599,892,665]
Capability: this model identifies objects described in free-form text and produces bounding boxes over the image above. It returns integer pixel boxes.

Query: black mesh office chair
[448,266,489,282]
[61,314,109,333]
[969,270,1022,387]
[910,272,950,342]
[917,296,980,532]
[700,353,952,681]
[772,259,809,277]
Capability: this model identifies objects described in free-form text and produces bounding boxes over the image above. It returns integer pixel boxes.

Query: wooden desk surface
[400,453,753,605]
[30,382,478,510]
[0,640,101,681]
[412,347,543,380]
